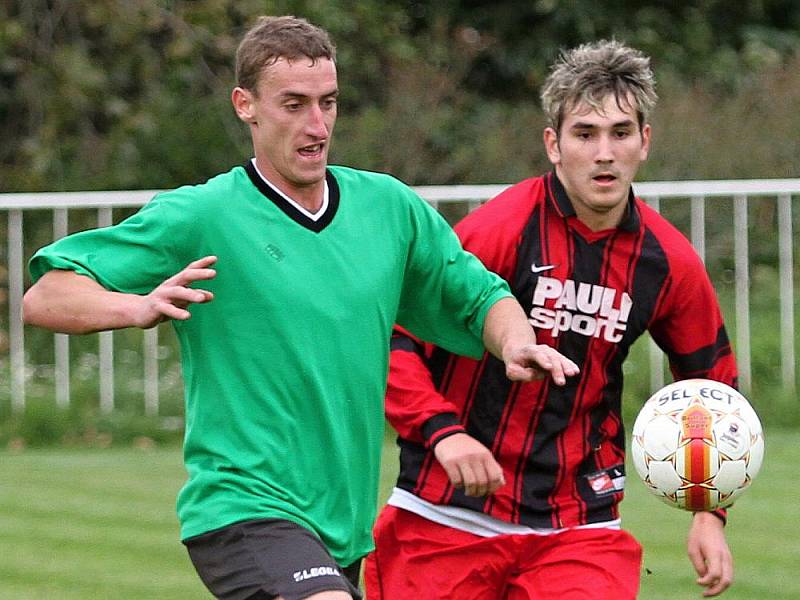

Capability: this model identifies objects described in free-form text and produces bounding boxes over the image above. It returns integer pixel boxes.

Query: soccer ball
[631,378,764,511]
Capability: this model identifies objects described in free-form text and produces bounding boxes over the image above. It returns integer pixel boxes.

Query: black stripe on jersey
[243,162,340,233]
[429,346,455,392]
[668,326,733,378]
[622,228,671,342]
[396,437,429,494]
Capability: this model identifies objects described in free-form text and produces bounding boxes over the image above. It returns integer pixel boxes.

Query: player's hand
[503,343,579,385]
[687,511,733,597]
[133,255,217,328]
[434,433,505,497]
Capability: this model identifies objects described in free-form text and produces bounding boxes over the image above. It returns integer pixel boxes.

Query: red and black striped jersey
[387,172,737,529]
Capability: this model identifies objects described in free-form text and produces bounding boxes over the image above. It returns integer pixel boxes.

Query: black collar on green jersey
[244,161,340,233]
[546,170,641,233]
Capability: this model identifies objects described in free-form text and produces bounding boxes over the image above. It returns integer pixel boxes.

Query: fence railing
[2,179,799,415]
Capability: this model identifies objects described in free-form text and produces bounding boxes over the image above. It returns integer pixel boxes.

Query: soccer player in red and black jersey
[365,40,737,599]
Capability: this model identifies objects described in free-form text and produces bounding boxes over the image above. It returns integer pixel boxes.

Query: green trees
[1,0,799,191]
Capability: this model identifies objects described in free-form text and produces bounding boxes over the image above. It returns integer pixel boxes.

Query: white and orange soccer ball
[631,378,764,511]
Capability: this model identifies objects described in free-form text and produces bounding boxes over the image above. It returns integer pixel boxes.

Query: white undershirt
[387,487,621,537]
[250,158,329,221]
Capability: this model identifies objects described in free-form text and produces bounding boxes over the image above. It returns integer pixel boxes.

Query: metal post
[8,210,25,411]
[734,195,751,394]
[690,195,706,263]
[53,208,70,409]
[143,327,159,416]
[646,196,665,391]
[97,207,114,413]
[777,193,795,393]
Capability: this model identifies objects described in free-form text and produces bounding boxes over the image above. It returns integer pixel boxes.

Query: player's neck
[250,159,327,214]
[572,201,628,232]
[285,185,325,214]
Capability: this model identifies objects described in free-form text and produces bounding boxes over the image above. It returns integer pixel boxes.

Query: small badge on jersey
[265,243,285,262]
[585,464,625,496]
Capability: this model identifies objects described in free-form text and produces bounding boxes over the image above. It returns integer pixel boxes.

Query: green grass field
[0,428,797,599]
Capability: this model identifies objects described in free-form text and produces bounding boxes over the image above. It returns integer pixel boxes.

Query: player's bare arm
[23,255,217,334]
[687,511,734,597]
[482,297,579,385]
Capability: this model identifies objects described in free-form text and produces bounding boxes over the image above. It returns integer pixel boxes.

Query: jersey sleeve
[29,194,190,294]
[395,191,511,359]
[385,327,467,446]
[648,251,738,388]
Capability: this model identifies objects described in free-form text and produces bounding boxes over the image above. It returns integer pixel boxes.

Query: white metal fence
[2,179,799,415]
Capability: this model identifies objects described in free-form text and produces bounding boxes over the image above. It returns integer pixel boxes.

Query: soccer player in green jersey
[22,15,577,600]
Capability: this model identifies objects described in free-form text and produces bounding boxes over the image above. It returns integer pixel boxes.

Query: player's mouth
[298,143,326,159]
[591,172,618,186]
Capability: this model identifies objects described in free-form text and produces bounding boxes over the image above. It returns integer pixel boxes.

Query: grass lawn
[0,448,206,599]
[0,428,797,599]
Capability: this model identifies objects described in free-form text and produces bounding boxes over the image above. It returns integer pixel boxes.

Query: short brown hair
[235,16,336,92]
[540,39,657,133]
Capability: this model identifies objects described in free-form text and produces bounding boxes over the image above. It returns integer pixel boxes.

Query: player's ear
[639,123,652,161]
[232,87,257,124]
[543,127,561,165]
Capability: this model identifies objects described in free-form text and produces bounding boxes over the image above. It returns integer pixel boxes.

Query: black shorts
[184,518,363,600]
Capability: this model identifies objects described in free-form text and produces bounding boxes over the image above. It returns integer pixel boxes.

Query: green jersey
[29,163,511,566]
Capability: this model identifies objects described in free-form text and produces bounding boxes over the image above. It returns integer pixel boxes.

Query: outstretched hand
[133,255,217,328]
[503,343,580,385]
[481,298,579,385]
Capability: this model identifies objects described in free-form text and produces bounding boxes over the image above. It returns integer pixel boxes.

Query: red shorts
[365,506,642,600]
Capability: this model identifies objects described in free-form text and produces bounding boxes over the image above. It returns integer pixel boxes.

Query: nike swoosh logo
[531,263,556,274]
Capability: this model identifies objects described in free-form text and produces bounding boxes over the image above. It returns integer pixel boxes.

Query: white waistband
[387,488,621,538]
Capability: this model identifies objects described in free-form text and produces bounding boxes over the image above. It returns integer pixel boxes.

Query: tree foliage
[1,0,799,191]
[402,0,800,95]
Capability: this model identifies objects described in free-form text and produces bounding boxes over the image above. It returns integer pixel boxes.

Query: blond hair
[540,40,657,133]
